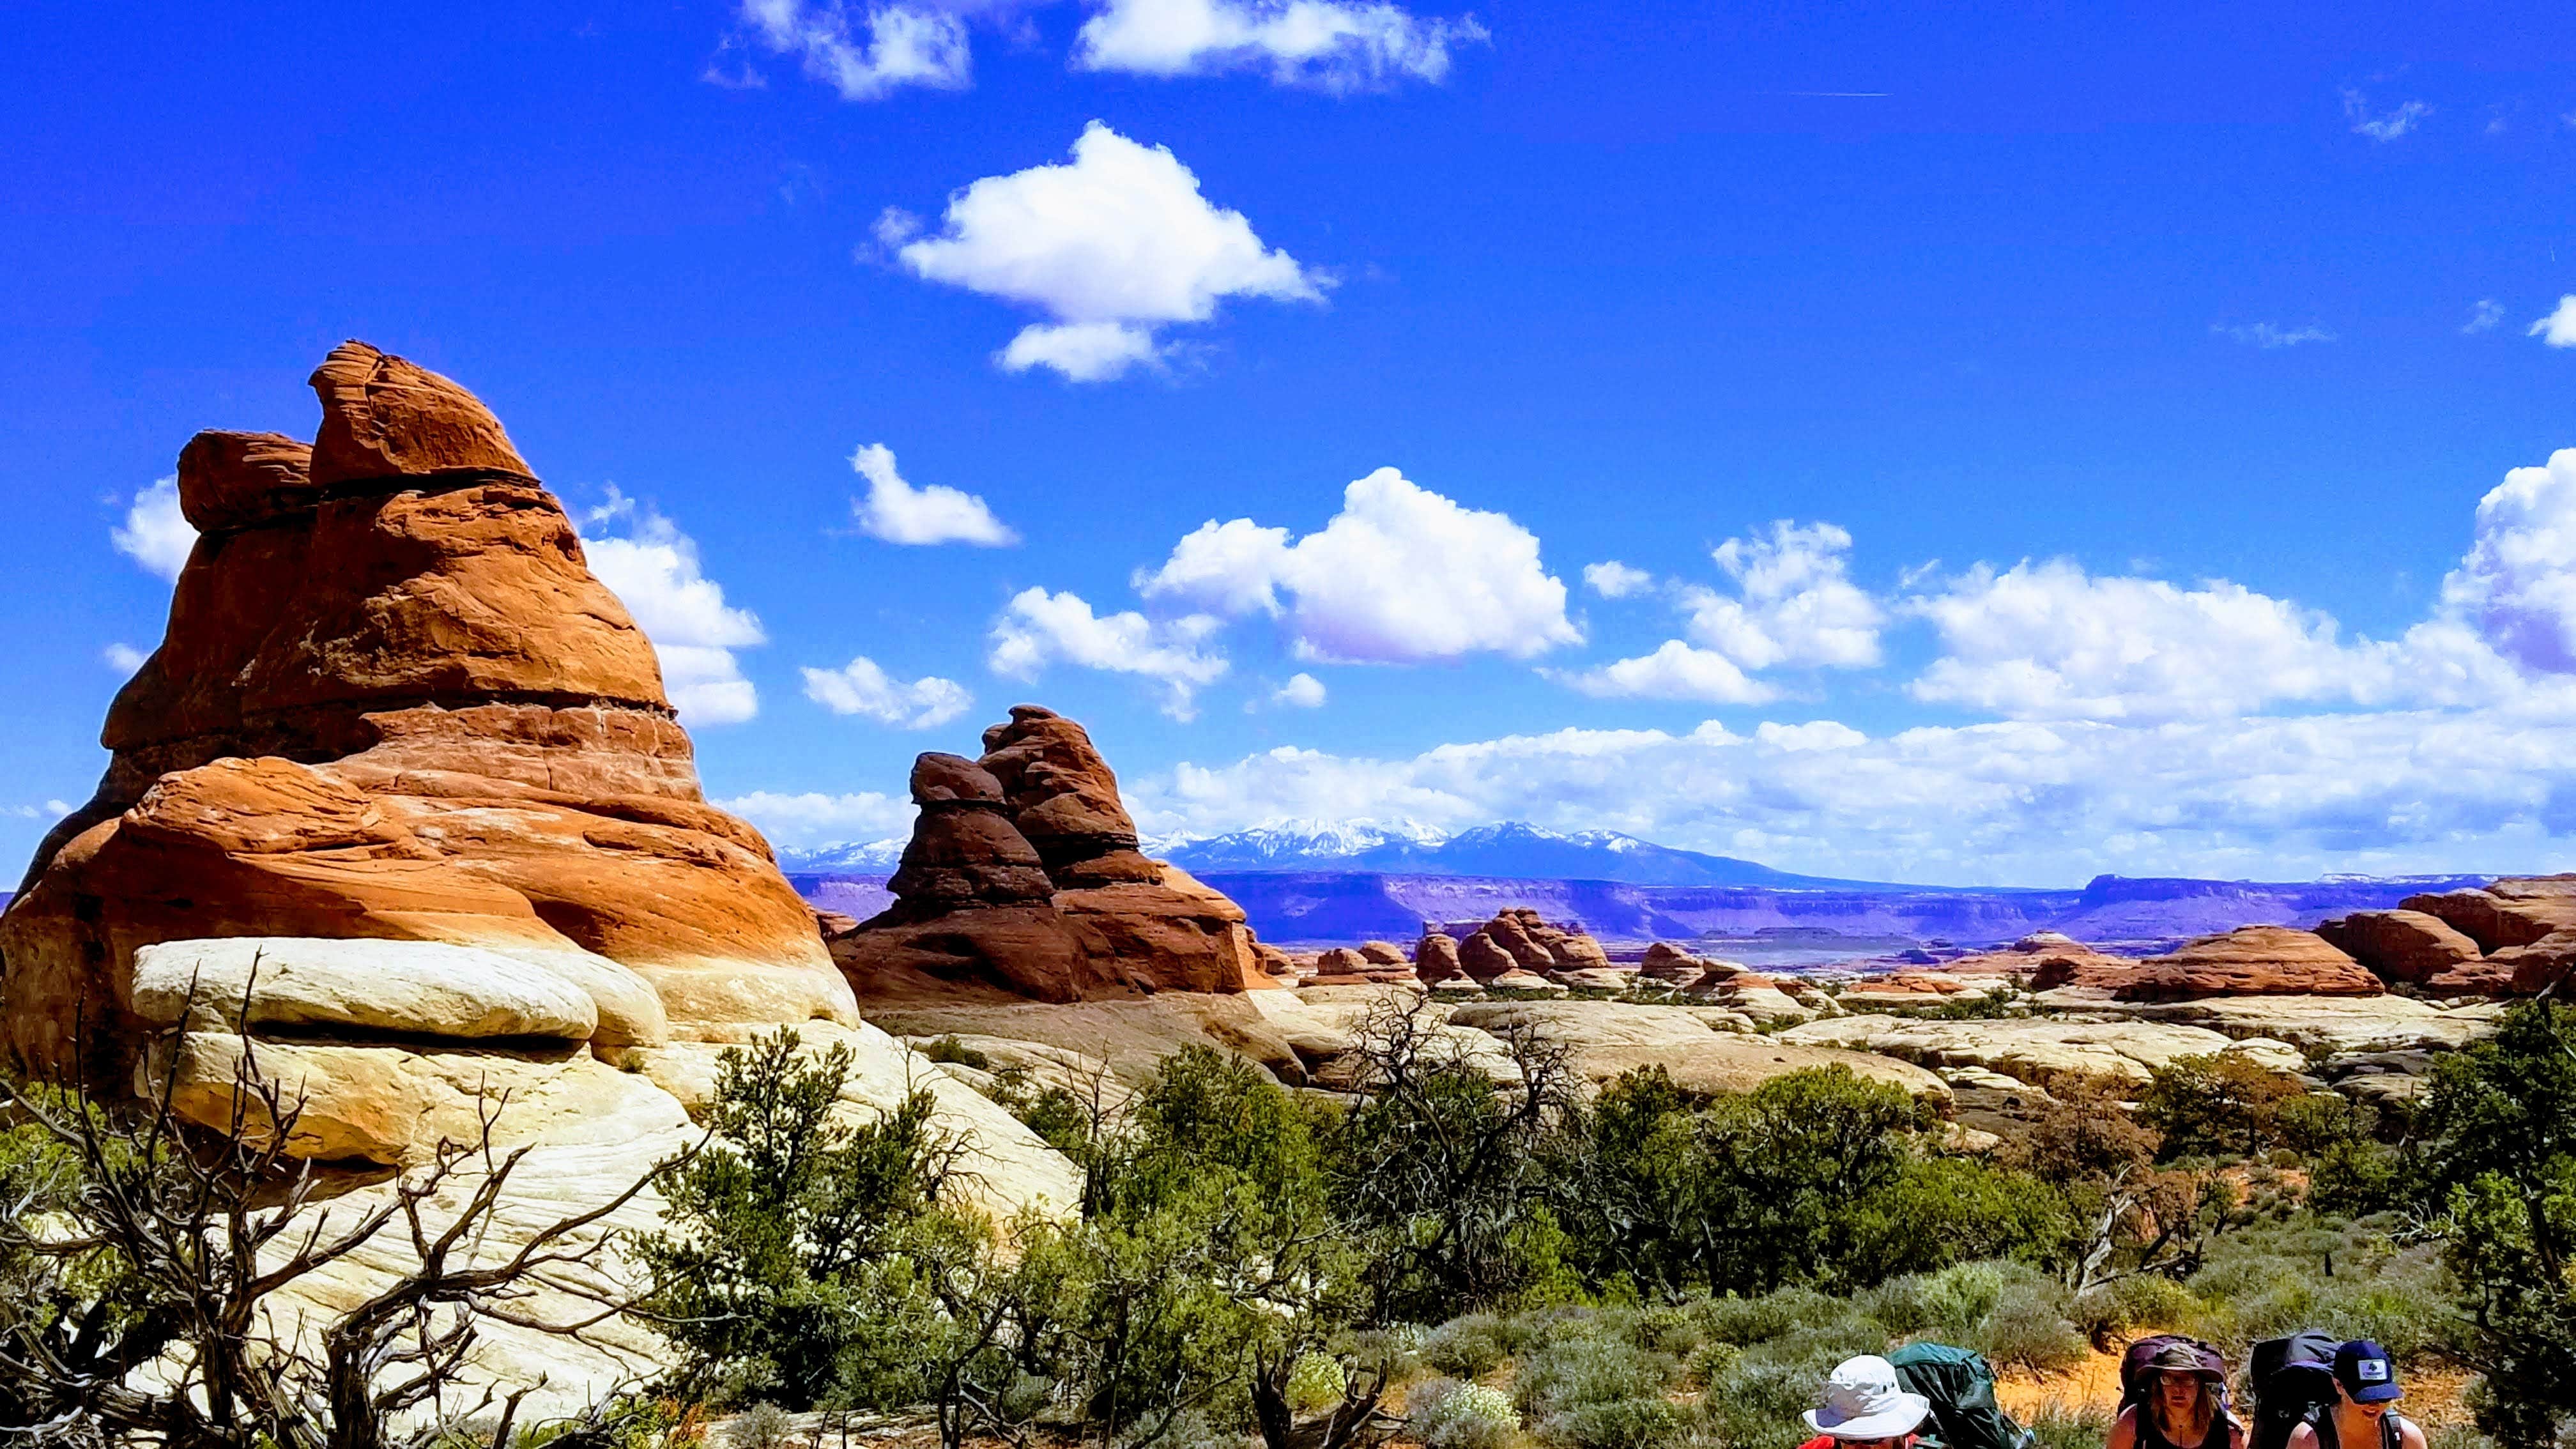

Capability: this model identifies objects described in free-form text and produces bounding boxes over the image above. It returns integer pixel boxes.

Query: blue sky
[6,0,2576,887]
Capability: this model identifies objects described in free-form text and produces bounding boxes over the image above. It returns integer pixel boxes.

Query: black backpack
[1889,1342,2038,1449]
[2246,1333,2341,1449]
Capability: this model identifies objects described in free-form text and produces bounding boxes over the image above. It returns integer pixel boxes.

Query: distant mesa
[825,705,1283,1002]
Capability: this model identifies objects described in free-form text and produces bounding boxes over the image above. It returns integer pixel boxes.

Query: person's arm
[2287,1423,2319,1449]
[2108,1407,2139,1449]
[2395,1417,2427,1449]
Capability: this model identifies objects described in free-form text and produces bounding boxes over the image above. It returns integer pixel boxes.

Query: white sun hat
[1804,1355,1934,1441]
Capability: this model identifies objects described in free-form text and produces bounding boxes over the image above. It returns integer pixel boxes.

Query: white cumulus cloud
[894,122,1325,381]
[1118,699,2576,886]
[2529,296,2576,348]
[849,443,1016,546]
[1557,640,1775,705]
[1583,561,1654,599]
[111,479,194,582]
[1137,466,1579,664]
[1909,562,2363,719]
[1073,0,1487,91]
[1683,521,1884,671]
[988,586,1229,719]
[2464,298,2505,335]
[103,643,146,674]
[802,655,974,728]
[2443,447,2576,673]
[735,0,972,100]
[582,490,768,726]
[1271,672,1328,708]
[1906,560,2513,722]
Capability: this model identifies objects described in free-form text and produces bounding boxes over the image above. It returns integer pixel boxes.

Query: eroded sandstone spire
[1,342,852,1096]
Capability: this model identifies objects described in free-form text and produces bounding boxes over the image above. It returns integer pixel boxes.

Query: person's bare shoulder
[2396,1417,2428,1449]
[2286,1423,2319,1449]
[2108,1407,2140,1449]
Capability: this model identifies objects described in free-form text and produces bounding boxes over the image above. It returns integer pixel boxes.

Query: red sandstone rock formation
[1,342,850,1085]
[1414,931,1464,985]
[2388,878,2576,995]
[1438,908,1614,985]
[2313,909,2483,985]
[831,707,1279,1002]
[2051,925,2382,1002]
[1943,931,2128,983]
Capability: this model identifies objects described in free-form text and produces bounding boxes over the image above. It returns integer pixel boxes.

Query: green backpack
[1888,1343,2037,1449]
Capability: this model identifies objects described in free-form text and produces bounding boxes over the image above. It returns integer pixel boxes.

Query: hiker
[2284,1342,2426,1449]
[2110,1340,2245,1449]
[1799,1355,1935,1449]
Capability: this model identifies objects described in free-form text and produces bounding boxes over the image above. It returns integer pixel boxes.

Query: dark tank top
[2313,1411,2407,1449]
[2138,1408,2241,1449]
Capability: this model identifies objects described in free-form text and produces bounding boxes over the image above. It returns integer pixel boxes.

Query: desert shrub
[2276,1093,2376,1156]
[1864,1260,2014,1338]
[1967,1275,2089,1373]
[636,1029,973,1410]
[1540,1397,1689,1449]
[1606,1302,1707,1359]
[1335,1323,1430,1383]
[1328,999,1584,1321]
[2139,1055,2304,1161]
[2414,1000,2576,1446]
[2307,1135,2405,1217]
[1424,1312,1519,1378]
[1409,1379,1521,1449]
[1694,1355,1837,1449]
[1840,1156,2078,1284]
[1689,1286,1849,1347]
[917,1035,991,1070]
[1286,1353,1347,1414]
[1510,1323,1676,1418]
[726,1403,795,1449]
[2177,1214,2452,1362]
[1558,1064,2055,1300]
[2027,1405,2117,1449]
[2072,1273,2195,1344]
[980,1064,1094,1159]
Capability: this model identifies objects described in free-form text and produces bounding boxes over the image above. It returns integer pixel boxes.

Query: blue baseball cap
[2333,1342,2402,1405]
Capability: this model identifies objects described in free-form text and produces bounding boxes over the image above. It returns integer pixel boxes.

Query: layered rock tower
[832,706,1280,1000]
[2,342,855,1087]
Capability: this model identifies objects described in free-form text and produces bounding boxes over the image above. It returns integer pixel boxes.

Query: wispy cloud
[730,0,971,100]
[2464,299,2505,335]
[1073,0,1487,91]
[2215,321,2336,349]
[2341,88,2430,141]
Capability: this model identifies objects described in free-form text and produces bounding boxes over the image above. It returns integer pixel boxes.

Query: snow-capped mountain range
[778,819,1871,889]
